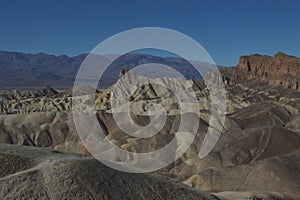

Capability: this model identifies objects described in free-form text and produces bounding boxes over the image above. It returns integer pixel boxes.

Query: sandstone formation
[221,52,300,90]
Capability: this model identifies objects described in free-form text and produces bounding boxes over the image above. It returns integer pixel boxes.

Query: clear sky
[0,0,299,66]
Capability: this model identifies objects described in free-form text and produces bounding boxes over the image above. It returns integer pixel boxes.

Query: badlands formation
[1,52,300,199]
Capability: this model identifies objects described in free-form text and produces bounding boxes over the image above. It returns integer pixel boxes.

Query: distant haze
[0,50,221,89]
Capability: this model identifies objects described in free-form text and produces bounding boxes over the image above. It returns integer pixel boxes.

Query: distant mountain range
[0,51,86,89]
[0,51,223,89]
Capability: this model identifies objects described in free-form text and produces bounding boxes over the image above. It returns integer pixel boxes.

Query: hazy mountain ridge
[0,50,222,89]
[0,51,87,88]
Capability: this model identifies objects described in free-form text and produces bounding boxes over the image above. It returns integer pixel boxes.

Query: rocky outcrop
[221,52,300,90]
[0,86,58,101]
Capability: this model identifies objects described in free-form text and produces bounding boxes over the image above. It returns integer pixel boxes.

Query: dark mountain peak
[35,52,49,56]
[275,51,289,58]
[119,67,130,78]
[40,86,58,95]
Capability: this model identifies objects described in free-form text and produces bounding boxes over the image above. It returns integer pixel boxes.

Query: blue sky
[0,0,299,66]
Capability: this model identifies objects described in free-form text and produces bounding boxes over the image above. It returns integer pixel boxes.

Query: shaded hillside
[0,144,219,200]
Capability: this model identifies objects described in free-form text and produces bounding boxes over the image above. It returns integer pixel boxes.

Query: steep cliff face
[222,52,300,90]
